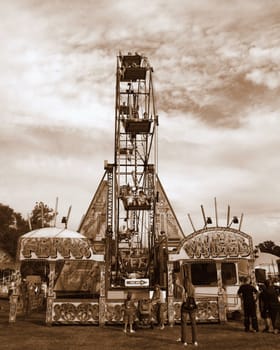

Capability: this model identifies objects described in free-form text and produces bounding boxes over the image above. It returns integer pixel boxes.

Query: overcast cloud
[1,0,280,244]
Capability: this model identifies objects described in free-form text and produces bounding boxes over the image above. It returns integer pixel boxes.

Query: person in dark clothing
[177,278,198,347]
[237,277,259,332]
[263,279,279,334]
[259,283,272,332]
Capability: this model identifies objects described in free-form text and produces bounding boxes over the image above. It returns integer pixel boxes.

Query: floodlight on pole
[228,216,239,228]
[204,216,212,228]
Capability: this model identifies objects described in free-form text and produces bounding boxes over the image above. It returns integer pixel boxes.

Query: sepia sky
[1,0,280,245]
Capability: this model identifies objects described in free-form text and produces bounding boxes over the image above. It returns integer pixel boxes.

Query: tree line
[0,202,55,259]
[1,201,279,261]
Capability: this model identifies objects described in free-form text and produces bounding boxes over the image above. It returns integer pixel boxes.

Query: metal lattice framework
[106,52,159,288]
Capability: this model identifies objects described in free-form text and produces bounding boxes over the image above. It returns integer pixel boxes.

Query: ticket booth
[168,227,255,323]
[9,227,103,325]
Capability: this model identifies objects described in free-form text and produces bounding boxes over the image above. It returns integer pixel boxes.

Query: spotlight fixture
[204,216,212,228]
[206,217,213,224]
[228,216,239,227]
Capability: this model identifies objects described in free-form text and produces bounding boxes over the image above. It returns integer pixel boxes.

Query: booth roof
[19,227,105,262]
[255,251,279,266]
[22,227,87,239]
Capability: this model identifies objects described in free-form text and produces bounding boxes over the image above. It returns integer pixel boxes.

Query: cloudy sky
[1,0,280,245]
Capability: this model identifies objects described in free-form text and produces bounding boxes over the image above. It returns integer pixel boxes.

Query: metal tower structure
[105,52,159,289]
[79,52,185,294]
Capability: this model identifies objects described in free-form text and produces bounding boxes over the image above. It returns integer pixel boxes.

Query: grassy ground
[0,300,279,350]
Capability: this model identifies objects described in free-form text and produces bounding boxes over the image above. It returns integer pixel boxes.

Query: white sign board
[124,278,149,287]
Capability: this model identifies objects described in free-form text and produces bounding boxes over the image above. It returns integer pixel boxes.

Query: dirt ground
[0,300,279,350]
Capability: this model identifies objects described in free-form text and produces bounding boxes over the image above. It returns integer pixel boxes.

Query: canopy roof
[22,227,87,239]
[255,251,278,267]
[18,227,103,261]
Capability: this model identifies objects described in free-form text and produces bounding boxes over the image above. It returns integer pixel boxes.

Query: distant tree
[0,201,56,259]
[29,201,55,229]
[0,203,29,258]
[257,240,280,257]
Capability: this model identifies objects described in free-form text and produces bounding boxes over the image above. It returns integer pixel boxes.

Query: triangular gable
[156,175,185,242]
[78,172,107,246]
[78,173,185,248]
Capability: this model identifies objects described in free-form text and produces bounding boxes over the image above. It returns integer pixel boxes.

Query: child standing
[123,291,136,333]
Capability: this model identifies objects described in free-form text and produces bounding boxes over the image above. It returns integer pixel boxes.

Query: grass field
[0,300,279,350]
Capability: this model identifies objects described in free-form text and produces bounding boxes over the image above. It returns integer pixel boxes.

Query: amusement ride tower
[79,52,185,295]
[106,52,158,289]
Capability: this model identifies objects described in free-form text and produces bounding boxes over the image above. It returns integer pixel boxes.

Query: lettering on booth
[184,231,251,259]
[21,238,92,260]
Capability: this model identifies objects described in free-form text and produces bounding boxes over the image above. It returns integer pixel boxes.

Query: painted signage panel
[183,230,252,259]
[20,237,93,260]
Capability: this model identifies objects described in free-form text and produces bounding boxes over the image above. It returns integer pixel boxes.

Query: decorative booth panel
[105,300,168,326]
[52,300,99,324]
[173,297,219,323]
[105,301,125,323]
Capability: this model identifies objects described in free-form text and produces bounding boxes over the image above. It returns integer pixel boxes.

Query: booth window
[221,262,237,285]
[191,263,217,286]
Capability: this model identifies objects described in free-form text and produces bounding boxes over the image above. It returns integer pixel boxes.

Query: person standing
[151,284,165,329]
[41,280,48,309]
[177,278,198,347]
[263,279,279,334]
[237,276,259,332]
[259,283,272,332]
[123,291,136,333]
